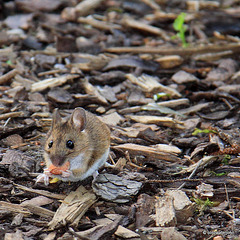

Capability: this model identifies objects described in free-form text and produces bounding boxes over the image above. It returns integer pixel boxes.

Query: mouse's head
[44,108,89,167]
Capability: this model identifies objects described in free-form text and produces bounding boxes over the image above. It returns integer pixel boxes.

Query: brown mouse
[36,107,110,185]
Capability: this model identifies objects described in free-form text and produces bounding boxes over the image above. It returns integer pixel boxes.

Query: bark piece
[1,150,35,177]
[193,50,233,61]
[126,115,184,129]
[155,55,183,69]
[94,215,140,238]
[0,201,31,217]
[101,111,123,126]
[81,77,108,105]
[161,227,187,240]
[166,190,195,224]
[126,73,181,98]
[206,59,237,82]
[0,69,18,85]
[48,186,97,229]
[70,53,110,71]
[2,134,23,147]
[61,0,104,21]
[97,85,117,103]
[154,144,181,154]
[92,173,142,203]
[4,14,33,29]
[217,84,240,93]
[135,194,155,228]
[78,16,121,31]
[4,230,24,240]
[178,103,210,115]
[14,183,65,200]
[195,182,214,198]
[171,70,199,84]
[113,143,180,162]
[15,0,64,12]
[104,56,159,72]
[23,204,54,219]
[122,16,169,41]
[21,196,53,207]
[155,196,177,227]
[31,74,79,92]
[47,87,74,104]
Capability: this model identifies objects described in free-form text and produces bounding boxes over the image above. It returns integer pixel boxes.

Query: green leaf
[6,60,12,65]
[173,12,186,31]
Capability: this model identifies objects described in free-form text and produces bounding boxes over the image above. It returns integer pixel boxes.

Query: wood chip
[31,74,79,92]
[126,115,185,129]
[4,230,24,240]
[21,196,54,207]
[0,201,31,216]
[171,70,199,84]
[126,73,181,98]
[69,53,110,71]
[78,16,121,31]
[154,144,181,154]
[178,102,210,115]
[135,194,155,228]
[107,42,240,57]
[161,227,187,240]
[155,196,177,227]
[100,111,124,126]
[94,215,140,238]
[113,143,180,162]
[81,77,108,105]
[48,186,97,229]
[0,69,18,85]
[165,190,195,224]
[0,111,24,120]
[61,0,105,21]
[23,204,54,219]
[122,16,169,41]
[155,55,183,69]
[14,183,65,200]
[72,215,123,240]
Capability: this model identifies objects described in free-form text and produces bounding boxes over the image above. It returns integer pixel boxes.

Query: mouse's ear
[52,108,61,126]
[70,107,86,131]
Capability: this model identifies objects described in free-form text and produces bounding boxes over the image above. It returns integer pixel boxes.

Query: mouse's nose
[51,155,65,167]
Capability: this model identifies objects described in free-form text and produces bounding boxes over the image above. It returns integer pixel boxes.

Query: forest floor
[0,0,240,240]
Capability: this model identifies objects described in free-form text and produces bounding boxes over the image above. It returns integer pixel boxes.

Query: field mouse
[36,107,111,185]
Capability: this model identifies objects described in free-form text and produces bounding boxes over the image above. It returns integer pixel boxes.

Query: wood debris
[1,0,240,239]
[126,73,181,98]
[113,143,180,162]
[48,186,97,229]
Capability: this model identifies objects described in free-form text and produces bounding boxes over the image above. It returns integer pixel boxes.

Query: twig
[178,157,204,189]
[145,178,202,183]
[0,69,18,84]
[106,42,240,57]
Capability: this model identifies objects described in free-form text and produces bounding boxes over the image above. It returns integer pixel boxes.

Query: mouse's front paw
[61,170,73,178]
[36,172,50,186]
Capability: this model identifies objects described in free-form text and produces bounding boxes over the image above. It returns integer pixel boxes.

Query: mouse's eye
[48,140,53,148]
[66,140,74,149]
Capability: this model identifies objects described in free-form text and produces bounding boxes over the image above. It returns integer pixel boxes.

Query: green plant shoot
[173,12,188,47]
[192,128,217,136]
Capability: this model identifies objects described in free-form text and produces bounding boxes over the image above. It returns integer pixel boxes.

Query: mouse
[36,107,111,185]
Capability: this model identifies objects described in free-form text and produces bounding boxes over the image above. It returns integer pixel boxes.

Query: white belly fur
[63,148,110,182]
